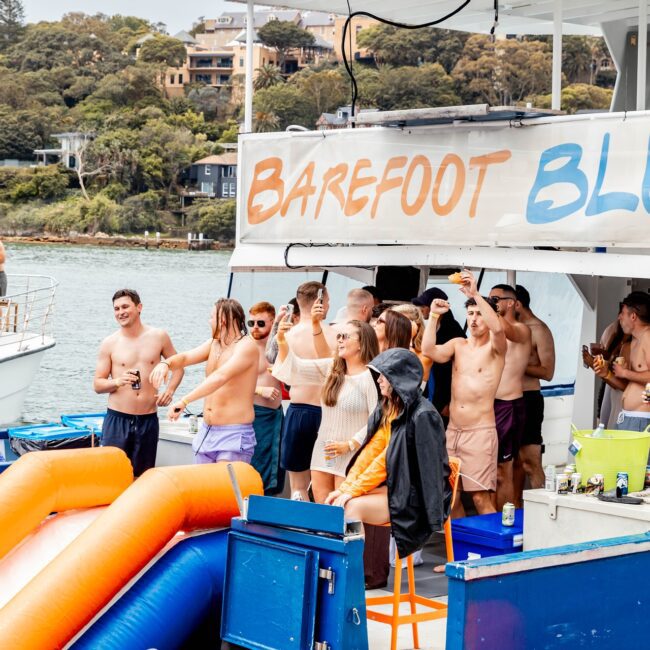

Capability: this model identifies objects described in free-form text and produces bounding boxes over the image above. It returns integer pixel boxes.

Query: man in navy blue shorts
[94,289,184,476]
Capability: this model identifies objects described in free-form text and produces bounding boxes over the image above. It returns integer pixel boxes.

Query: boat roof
[230,0,632,35]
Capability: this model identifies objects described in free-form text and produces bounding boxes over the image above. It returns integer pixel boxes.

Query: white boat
[0,275,57,427]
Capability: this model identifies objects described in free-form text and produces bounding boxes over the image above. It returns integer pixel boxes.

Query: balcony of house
[189,73,232,86]
[188,55,234,71]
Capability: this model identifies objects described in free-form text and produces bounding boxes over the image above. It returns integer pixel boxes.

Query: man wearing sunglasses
[248,302,285,495]
[488,284,532,511]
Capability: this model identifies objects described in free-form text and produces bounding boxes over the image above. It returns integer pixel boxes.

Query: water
[9,244,232,424]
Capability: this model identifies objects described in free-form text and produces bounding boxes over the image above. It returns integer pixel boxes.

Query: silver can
[570,472,582,493]
[188,415,199,434]
[502,502,515,527]
[544,465,556,491]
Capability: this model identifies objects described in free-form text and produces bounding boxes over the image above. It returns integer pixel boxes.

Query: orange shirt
[338,416,394,498]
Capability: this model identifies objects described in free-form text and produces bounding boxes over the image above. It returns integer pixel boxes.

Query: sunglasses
[247,319,268,328]
[491,296,514,303]
[336,332,357,341]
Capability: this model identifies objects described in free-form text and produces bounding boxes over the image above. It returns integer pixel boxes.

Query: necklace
[213,333,245,364]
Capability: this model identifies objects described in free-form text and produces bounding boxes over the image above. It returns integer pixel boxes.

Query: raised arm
[526,324,556,381]
[459,270,506,357]
[311,299,332,358]
[422,299,457,363]
[150,339,211,389]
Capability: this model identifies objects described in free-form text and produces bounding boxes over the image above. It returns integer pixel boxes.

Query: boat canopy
[233,110,650,278]
[231,0,608,35]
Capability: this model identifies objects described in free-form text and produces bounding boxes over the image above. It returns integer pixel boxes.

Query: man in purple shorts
[151,298,259,464]
[489,284,532,510]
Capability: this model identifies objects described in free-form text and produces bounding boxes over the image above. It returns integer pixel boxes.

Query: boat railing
[0,274,58,352]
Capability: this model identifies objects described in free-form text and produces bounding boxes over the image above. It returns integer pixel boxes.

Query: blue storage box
[452,509,524,561]
[8,423,98,456]
[60,412,106,432]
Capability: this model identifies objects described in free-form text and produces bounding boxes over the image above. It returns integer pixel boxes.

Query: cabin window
[170,74,175,84]
[205,165,211,176]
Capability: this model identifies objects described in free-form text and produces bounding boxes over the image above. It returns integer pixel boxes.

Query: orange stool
[365,457,460,650]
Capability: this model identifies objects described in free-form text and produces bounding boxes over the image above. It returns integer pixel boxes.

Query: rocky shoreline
[3,233,233,250]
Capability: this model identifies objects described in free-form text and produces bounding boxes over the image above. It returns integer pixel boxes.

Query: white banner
[239,113,650,248]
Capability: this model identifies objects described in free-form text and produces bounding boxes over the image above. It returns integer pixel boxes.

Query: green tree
[291,68,347,116]
[187,198,235,240]
[530,83,613,113]
[253,84,317,130]
[356,63,460,111]
[357,25,468,72]
[452,35,551,105]
[254,63,284,90]
[138,34,186,67]
[0,0,25,52]
[187,85,231,120]
[254,111,280,132]
[258,20,315,73]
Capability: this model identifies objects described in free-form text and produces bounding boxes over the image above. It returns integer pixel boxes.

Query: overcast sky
[22,0,247,35]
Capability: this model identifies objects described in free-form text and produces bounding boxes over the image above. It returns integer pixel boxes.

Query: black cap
[412,287,448,307]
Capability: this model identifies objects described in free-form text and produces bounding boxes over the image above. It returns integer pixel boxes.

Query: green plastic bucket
[571,425,650,491]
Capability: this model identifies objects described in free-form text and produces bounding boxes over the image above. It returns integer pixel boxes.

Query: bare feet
[433,564,446,573]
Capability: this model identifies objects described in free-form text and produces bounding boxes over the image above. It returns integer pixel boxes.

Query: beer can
[556,474,569,494]
[502,502,515,527]
[188,415,198,434]
[570,472,582,494]
[644,383,650,404]
[644,465,650,489]
[131,369,141,391]
[616,471,628,496]
[544,465,556,491]
[585,474,604,495]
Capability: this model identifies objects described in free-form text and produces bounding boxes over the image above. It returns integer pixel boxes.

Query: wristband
[313,329,323,336]
[180,397,189,408]
[160,360,170,368]
[606,371,613,381]
[430,313,440,320]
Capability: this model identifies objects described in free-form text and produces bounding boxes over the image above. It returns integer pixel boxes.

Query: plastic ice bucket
[572,427,650,492]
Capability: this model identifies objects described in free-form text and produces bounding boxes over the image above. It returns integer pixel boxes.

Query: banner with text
[239,114,650,248]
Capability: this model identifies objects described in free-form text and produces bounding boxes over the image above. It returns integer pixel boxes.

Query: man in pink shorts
[423,270,506,516]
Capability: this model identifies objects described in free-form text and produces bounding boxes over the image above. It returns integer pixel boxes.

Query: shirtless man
[151,298,259,464]
[94,289,183,476]
[281,281,335,501]
[422,270,506,516]
[248,301,285,494]
[514,285,555,505]
[611,292,650,431]
[488,284,532,510]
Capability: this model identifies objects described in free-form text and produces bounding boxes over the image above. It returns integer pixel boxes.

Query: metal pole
[638,0,648,111]
[552,0,563,111]
[244,0,254,133]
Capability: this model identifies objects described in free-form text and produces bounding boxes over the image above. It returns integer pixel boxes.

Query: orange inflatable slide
[0,447,263,649]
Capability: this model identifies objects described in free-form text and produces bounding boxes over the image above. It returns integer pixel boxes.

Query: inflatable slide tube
[0,461,262,650]
[72,529,229,650]
[0,447,132,559]
[0,507,106,609]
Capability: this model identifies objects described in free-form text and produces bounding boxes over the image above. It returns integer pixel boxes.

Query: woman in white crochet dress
[273,318,379,503]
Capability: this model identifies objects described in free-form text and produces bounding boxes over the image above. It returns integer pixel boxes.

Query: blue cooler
[452,509,523,561]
